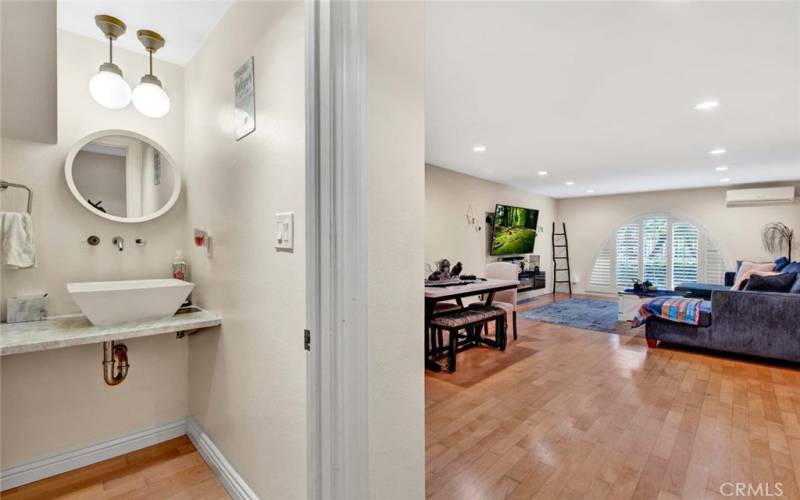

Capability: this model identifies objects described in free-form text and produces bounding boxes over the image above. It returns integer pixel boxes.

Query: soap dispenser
[172,250,188,281]
[173,250,192,307]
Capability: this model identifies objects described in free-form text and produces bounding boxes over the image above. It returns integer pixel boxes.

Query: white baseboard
[1,417,257,498]
[186,416,257,500]
[0,419,186,491]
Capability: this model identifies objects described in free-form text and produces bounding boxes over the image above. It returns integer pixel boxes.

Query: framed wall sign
[234,57,256,141]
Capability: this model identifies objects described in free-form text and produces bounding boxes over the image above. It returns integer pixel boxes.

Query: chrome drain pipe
[102,341,129,385]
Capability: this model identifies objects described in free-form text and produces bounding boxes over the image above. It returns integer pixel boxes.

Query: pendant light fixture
[132,30,171,118]
[89,15,132,109]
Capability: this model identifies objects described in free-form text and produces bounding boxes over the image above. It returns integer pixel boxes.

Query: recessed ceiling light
[473,145,486,153]
[565,181,575,186]
[694,100,720,111]
[719,178,730,183]
[538,171,548,176]
[715,165,729,172]
[586,189,594,194]
[709,148,726,156]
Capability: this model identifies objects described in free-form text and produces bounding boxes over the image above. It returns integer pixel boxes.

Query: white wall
[557,182,800,293]
[367,3,426,499]
[0,31,188,468]
[183,2,307,498]
[426,164,557,291]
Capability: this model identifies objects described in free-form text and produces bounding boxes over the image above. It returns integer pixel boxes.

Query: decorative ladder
[551,222,573,296]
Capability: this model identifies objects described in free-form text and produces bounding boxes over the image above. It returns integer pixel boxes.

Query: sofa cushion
[674,282,729,300]
[774,256,790,272]
[791,275,800,294]
[736,257,790,272]
[732,261,776,290]
[744,272,798,293]
[781,261,800,274]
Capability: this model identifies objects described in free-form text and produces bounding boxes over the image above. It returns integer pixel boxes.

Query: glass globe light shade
[88,65,131,109]
[132,76,170,118]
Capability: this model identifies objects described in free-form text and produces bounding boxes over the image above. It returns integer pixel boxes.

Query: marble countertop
[0,307,222,356]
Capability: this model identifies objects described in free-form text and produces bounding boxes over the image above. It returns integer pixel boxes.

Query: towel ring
[0,180,33,214]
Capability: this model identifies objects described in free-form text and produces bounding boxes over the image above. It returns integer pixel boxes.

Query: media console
[518,270,546,292]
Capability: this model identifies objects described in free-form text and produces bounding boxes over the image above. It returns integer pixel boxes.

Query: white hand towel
[1,212,37,269]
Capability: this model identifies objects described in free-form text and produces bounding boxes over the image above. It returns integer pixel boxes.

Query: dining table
[424,278,519,372]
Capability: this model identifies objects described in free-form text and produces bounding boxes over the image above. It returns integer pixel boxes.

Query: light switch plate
[276,212,294,250]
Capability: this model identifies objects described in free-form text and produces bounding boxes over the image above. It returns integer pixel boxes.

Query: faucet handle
[112,236,124,252]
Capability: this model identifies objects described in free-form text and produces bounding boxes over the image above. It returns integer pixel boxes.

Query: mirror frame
[64,129,181,223]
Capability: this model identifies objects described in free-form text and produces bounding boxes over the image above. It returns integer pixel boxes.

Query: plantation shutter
[703,242,726,285]
[642,216,669,288]
[616,223,640,288]
[590,215,730,293]
[672,222,699,288]
[590,244,613,290]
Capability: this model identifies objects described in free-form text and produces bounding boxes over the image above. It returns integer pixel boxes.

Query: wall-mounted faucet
[112,236,124,252]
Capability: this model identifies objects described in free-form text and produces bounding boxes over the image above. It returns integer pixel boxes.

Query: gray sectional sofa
[645,289,800,363]
[647,258,800,363]
[674,272,735,299]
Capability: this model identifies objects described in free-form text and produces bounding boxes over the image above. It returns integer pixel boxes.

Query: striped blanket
[631,297,708,328]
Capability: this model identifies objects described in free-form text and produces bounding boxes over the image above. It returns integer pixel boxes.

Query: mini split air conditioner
[725,186,796,207]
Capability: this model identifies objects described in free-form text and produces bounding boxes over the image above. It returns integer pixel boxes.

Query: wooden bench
[429,305,507,372]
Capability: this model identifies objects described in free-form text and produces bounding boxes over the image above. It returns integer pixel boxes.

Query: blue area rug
[521,298,621,334]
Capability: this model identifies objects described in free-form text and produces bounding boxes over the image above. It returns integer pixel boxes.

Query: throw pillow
[781,261,800,274]
[774,256,790,271]
[732,261,776,290]
[744,272,798,293]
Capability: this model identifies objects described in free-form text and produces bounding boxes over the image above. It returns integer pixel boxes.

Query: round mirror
[65,130,181,223]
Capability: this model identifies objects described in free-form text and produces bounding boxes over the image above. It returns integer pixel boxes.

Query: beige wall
[426,164,557,292]
[183,2,307,498]
[1,336,188,467]
[1,1,57,144]
[367,3,426,498]
[1,31,188,467]
[557,182,800,293]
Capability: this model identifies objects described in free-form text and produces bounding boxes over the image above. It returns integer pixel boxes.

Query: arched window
[588,214,729,293]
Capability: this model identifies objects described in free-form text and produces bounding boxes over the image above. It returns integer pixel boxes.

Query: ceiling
[426,2,800,198]
[57,1,232,66]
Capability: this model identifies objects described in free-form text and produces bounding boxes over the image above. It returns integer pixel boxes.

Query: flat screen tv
[490,204,539,256]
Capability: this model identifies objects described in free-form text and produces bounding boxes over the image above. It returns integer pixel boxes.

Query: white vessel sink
[67,279,194,326]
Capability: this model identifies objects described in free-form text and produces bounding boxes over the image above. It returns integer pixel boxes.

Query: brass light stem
[136,29,165,78]
[95,15,126,64]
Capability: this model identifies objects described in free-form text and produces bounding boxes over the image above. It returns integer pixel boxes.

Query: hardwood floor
[1,436,228,499]
[425,293,800,499]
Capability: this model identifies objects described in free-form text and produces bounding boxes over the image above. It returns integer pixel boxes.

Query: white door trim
[306,1,369,499]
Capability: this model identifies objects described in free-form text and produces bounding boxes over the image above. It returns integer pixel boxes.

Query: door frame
[305,1,370,499]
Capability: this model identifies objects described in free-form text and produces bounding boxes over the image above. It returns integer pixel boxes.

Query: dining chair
[483,262,519,340]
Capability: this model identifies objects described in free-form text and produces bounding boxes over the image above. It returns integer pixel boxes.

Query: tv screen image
[490,204,539,256]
